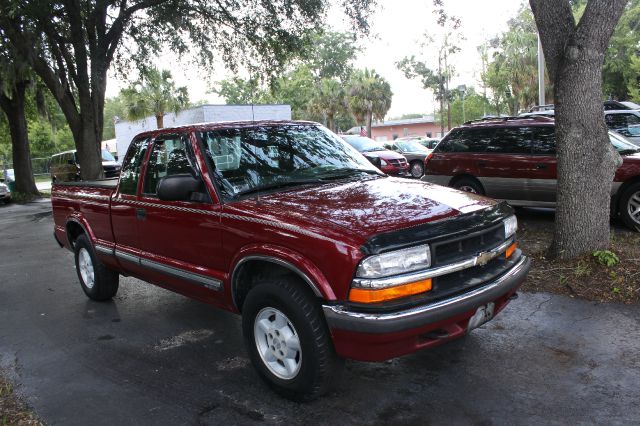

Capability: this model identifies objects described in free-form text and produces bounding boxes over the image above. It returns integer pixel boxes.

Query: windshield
[609,131,640,153]
[101,149,116,162]
[396,140,429,152]
[342,136,384,152]
[199,125,382,198]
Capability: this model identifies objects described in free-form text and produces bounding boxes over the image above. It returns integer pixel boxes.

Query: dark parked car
[341,135,409,175]
[422,116,640,231]
[50,149,121,182]
[383,138,432,178]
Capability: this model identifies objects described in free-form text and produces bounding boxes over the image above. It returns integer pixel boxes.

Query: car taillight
[424,152,433,167]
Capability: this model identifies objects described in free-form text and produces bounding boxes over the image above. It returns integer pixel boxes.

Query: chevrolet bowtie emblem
[476,251,495,266]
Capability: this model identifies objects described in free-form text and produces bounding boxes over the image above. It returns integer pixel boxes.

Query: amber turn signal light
[505,242,517,259]
[348,279,433,304]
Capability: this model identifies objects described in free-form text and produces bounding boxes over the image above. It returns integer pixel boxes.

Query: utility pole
[537,33,546,106]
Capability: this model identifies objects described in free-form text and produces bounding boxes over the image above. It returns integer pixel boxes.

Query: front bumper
[323,255,530,360]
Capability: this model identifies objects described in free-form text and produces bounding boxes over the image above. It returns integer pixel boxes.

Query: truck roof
[133,120,320,139]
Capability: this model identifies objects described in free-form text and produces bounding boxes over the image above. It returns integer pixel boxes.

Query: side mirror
[157,174,205,202]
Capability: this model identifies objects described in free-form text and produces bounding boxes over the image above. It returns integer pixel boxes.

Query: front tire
[74,234,119,300]
[242,276,342,401]
[410,161,424,178]
[619,182,640,232]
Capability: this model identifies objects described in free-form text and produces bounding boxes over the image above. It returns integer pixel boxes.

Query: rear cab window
[119,137,150,196]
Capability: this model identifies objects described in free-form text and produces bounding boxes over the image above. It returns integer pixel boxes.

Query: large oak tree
[530,0,628,258]
[0,0,373,179]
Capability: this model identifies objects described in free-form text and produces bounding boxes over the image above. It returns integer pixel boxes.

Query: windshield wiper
[234,179,323,197]
[318,168,383,180]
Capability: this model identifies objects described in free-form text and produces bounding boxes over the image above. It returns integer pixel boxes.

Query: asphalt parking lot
[1,200,639,425]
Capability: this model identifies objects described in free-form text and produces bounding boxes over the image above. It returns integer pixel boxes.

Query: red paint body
[52,121,526,362]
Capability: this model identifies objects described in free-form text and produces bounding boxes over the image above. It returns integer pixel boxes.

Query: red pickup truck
[52,121,530,400]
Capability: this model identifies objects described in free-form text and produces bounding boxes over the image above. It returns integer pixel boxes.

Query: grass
[0,374,40,426]
[519,223,640,304]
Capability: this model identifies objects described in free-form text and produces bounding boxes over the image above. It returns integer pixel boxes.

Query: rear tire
[74,234,119,300]
[451,176,485,195]
[242,276,342,401]
[619,182,640,232]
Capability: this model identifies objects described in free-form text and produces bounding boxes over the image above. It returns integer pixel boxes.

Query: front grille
[431,223,504,266]
[388,158,408,167]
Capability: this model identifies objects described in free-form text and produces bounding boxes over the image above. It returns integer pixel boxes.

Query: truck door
[111,136,150,275]
[135,133,225,303]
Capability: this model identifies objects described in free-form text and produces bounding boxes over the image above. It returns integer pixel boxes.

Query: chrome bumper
[323,255,530,334]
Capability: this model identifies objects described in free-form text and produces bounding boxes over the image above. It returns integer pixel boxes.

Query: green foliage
[299,31,360,82]
[103,96,127,140]
[483,5,549,114]
[28,120,55,158]
[213,78,273,105]
[347,68,393,134]
[121,68,189,128]
[628,55,640,103]
[448,87,495,126]
[601,0,640,100]
[592,250,620,267]
[308,78,347,131]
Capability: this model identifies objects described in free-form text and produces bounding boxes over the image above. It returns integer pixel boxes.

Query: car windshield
[610,131,640,153]
[199,125,382,199]
[396,140,429,152]
[101,149,116,162]
[343,136,384,152]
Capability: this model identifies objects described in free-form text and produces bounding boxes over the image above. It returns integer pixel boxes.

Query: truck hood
[225,177,498,243]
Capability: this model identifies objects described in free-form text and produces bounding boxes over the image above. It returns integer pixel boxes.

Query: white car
[0,181,10,203]
[604,110,640,146]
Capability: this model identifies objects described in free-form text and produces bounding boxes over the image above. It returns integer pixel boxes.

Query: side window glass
[119,137,150,195]
[605,114,640,137]
[531,126,556,155]
[486,128,531,154]
[143,135,196,195]
[438,129,487,152]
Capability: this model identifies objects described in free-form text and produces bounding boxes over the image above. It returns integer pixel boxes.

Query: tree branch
[576,0,628,50]
[529,0,576,82]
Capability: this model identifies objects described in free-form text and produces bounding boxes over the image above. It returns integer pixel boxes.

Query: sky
[105,0,524,119]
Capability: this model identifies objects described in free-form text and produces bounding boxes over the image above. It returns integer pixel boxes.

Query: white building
[114,104,292,160]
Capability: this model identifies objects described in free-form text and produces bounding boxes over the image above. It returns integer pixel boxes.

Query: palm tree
[121,68,189,129]
[347,69,393,137]
[308,78,346,132]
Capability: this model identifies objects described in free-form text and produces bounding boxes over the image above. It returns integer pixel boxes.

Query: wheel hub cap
[78,248,95,289]
[254,307,302,380]
[629,191,640,224]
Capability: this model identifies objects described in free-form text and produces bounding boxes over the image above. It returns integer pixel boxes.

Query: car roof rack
[463,115,553,125]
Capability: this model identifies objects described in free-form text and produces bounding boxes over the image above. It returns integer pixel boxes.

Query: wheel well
[615,176,640,210]
[450,174,482,187]
[66,221,86,247]
[232,259,317,312]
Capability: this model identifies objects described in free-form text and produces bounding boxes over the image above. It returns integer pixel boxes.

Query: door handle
[536,164,547,169]
[136,208,146,220]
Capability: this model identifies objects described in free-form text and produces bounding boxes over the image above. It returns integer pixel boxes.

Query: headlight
[356,244,431,280]
[504,215,517,238]
[380,158,388,166]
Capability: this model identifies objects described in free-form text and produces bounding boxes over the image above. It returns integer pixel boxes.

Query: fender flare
[229,245,336,310]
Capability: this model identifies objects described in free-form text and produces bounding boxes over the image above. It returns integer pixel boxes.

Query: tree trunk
[366,111,373,138]
[0,81,39,195]
[530,0,627,259]
[156,114,164,129]
[550,46,621,258]
[327,113,335,132]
